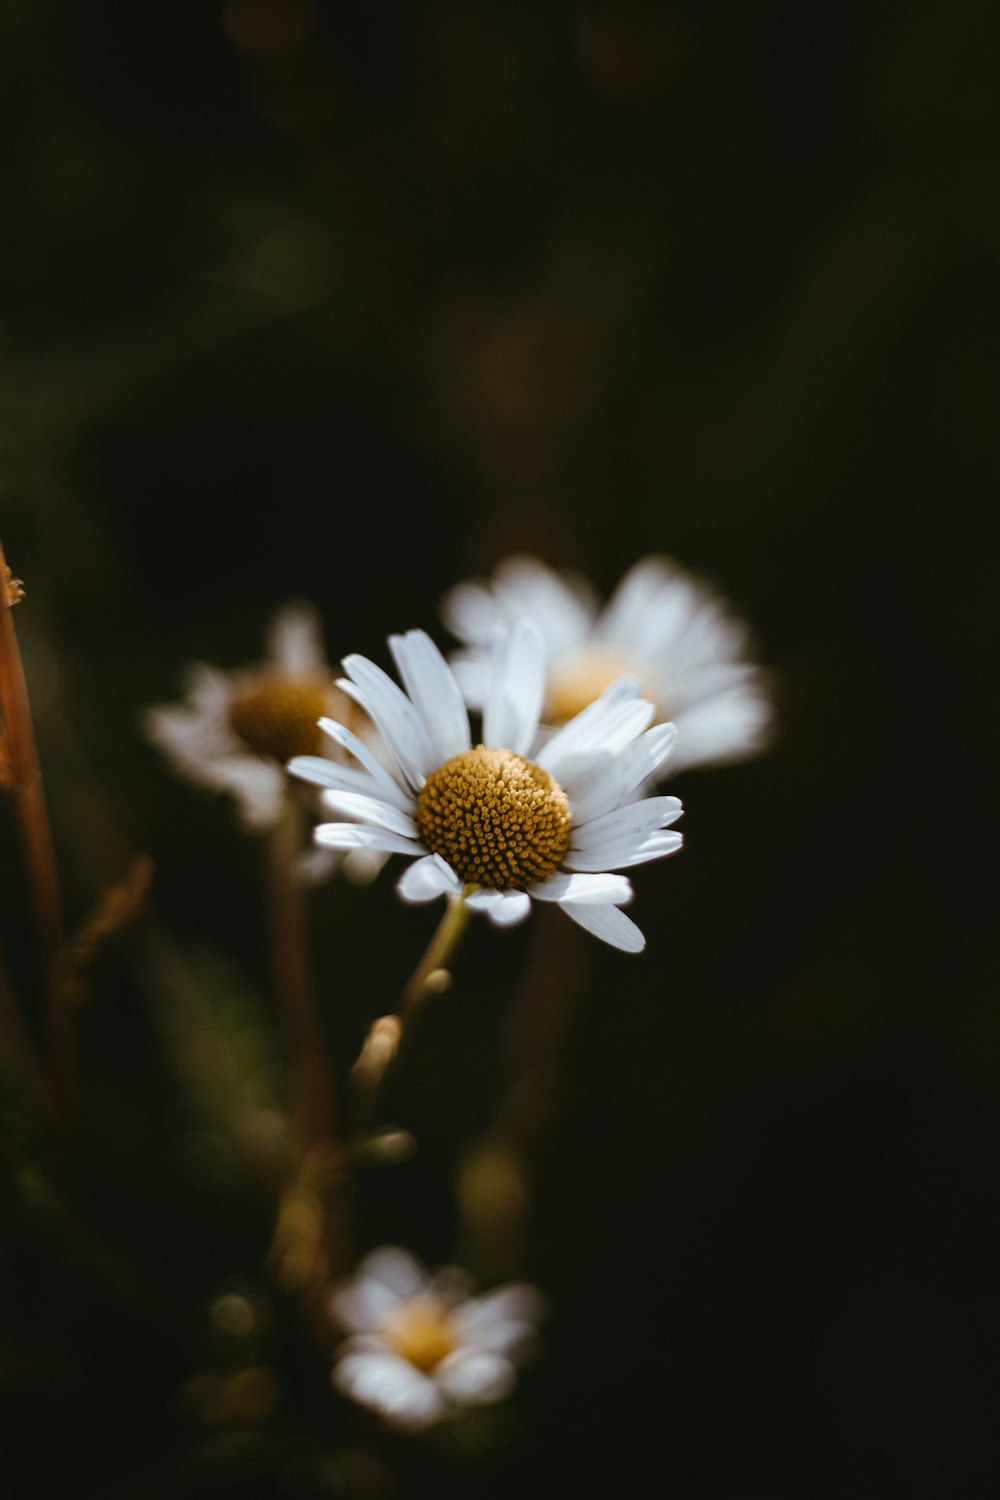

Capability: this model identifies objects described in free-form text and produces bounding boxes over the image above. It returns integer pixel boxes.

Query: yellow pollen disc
[382,1299,456,1374]
[227,674,334,762]
[546,646,662,724]
[416,745,571,890]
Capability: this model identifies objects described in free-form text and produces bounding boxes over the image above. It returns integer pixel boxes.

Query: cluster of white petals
[291,623,683,952]
[143,603,335,830]
[330,1247,544,1431]
[443,554,772,775]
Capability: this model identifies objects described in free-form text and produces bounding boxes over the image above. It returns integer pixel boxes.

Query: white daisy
[143,602,367,834]
[442,554,773,775]
[329,1245,544,1432]
[289,624,682,953]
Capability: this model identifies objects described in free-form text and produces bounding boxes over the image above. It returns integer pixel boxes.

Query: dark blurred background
[2,2,999,1497]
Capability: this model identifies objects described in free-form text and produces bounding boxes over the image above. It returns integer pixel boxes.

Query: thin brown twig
[0,540,72,1159]
[267,792,337,1153]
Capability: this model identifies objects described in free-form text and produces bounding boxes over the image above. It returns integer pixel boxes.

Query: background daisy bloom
[329,1246,544,1432]
[143,602,364,833]
[442,554,773,776]
[289,623,682,952]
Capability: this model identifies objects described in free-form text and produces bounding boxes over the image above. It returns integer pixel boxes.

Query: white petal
[597,559,765,696]
[440,581,505,646]
[593,556,686,652]
[562,829,683,871]
[208,757,286,829]
[326,1247,429,1334]
[530,872,633,905]
[181,662,233,714]
[296,845,342,885]
[396,855,463,904]
[319,790,419,838]
[450,1285,546,1353]
[598,557,751,678]
[333,1351,444,1430]
[315,824,424,857]
[648,590,753,675]
[331,1279,402,1335]
[265,602,327,675]
[143,675,234,768]
[453,1317,540,1362]
[388,630,471,764]
[342,848,389,885]
[667,660,763,708]
[442,557,596,658]
[568,722,679,822]
[534,680,652,788]
[667,687,774,774]
[447,648,492,711]
[464,888,532,926]
[435,1348,517,1405]
[316,717,411,805]
[492,556,597,656]
[289,754,413,814]
[482,623,545,757]
[559,901,645,952]
[358,1246,430,1299]
[339,655,439,790]
[570,796,682,851]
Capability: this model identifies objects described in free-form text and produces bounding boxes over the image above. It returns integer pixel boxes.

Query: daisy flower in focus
[329,1246,544,1432]
[442,554,773,775]
[290,624,682,952]
[143,602,366,833]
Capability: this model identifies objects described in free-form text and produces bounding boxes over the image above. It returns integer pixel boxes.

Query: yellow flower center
[416,745,571,889]
[545,646,661,724]
[382,1298,456,1374]
[227,674,334,762]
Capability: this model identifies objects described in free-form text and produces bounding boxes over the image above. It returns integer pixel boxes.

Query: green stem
[352,890,474,1116]
[400,889,473,1014]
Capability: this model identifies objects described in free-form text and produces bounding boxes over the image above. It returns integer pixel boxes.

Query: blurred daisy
[442,554,773,774]
[143,602,365,834]
[290,624,682,952]
[329,1246,544,1432]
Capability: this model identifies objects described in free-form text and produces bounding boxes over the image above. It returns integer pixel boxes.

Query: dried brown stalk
[0,539,73,1156]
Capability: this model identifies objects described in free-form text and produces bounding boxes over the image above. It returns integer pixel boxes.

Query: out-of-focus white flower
[442,555,773,775]
[329,1246,544,1432]
[290,624,682,952]
[143,603,369,840]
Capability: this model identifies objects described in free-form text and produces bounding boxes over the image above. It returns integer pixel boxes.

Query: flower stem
[0,542,71,1160]
[352,890,473,1113]
[400,889,473,1015]
[266,792,337,1154]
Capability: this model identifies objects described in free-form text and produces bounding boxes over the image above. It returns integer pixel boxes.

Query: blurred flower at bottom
[328,1246,544,1432]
